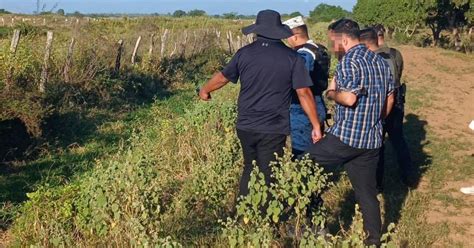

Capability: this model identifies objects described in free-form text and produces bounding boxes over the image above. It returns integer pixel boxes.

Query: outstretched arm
[199,72,230,101]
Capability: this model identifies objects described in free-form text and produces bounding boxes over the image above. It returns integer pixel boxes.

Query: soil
[399,45,474,247]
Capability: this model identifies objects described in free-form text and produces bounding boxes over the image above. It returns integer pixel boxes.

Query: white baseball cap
[283,16,306,29]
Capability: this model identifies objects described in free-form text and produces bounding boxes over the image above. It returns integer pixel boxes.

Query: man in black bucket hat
[199,10,322,199]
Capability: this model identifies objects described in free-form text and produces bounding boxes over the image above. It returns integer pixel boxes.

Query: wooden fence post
[39,31,53,93]
[6,29,21,89]
[180,31,188,57]
[63,38,76,83]
[131,35,142,64]
[226,31,233,54]
[237,35,242,49]
[114,39,124,74]
[160,29,169,59]
[148,33,155,60]
[170,43,178,57]
[10,29,20,53]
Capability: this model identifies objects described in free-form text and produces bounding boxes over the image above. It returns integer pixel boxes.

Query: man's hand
[199,89,211,101]
[198,72,230,101]
[312,127,323,143]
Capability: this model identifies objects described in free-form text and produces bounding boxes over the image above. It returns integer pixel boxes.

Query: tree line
[353,0,473,46]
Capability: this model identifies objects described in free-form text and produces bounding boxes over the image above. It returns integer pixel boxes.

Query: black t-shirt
[221,37,313,135]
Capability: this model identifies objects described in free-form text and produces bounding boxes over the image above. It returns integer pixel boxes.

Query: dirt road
[399,45,474,247]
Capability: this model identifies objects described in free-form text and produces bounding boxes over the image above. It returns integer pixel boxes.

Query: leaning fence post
[148,33,155,59]
[131,35,142,64]
[6,29,21,89]
[10,29,20,53]
[160,29,169,59]
[63,38,76,83]
[39,31,53,93]
[114,39,124,74]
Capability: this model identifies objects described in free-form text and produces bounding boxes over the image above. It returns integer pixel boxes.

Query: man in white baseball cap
[283,16,331,157]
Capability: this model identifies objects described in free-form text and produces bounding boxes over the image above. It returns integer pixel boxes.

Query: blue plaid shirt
[327,44,394,149]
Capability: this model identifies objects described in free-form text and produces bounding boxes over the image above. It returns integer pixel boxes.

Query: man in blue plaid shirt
[305,19,395,246]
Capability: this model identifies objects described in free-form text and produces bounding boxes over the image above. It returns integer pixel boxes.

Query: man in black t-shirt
[199,10,322,198]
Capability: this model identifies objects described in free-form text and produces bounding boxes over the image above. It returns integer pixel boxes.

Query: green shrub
[11,86,240,246]
[393,32,412,45]
[221,151,397,247]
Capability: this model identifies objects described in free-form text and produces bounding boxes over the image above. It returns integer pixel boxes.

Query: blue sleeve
[297,50,315,72]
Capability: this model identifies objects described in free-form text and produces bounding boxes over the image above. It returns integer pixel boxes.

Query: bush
[413,34,433,47]
[393,32,412,45]
[11,86,240,246]
[221,151,397,247]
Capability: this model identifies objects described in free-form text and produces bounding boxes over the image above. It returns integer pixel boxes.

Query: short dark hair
[328,18,360,39]
[292,25,309,39]
[373,24,386,37]
[360,28,378,45]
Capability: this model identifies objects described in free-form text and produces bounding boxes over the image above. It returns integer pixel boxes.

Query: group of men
[199,9,416,246]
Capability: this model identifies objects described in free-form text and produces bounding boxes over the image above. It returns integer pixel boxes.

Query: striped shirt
[327,44,394,149]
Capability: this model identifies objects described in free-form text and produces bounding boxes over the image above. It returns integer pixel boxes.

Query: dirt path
[398,45,474,247]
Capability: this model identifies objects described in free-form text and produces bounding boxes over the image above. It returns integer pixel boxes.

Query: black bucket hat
[242,10,293,40]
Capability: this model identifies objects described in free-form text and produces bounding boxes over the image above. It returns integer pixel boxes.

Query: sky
[1,0,357,15]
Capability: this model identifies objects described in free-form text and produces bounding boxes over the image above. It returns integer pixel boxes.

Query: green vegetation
[1,13,473,247]
[353,0,473,49]
[309,3,352,23]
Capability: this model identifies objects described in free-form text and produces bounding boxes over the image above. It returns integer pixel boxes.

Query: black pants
[237,129,287,197]
[306,133,381,246]
[377,103,414,188]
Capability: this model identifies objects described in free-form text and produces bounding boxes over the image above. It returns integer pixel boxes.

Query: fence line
[5,27,249,91]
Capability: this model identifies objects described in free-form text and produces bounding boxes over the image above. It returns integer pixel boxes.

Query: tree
[0,9,11,14]
[309,3,351,23]
[422,0,470,46]
[289,11,303,18]
[187,9,206,17]
[353,0,471,46]
[222,12,238,19]
[70,11,84,17]
[56,8,65,15]
[173,10,186,17]
[353,0,422,35]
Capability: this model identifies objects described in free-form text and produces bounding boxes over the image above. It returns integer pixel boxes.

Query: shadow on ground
[327,113,431,235]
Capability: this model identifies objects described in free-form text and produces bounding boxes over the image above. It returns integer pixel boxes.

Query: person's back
[225,36,310,135]
[376,46,403,88]
[200,9,320,199]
